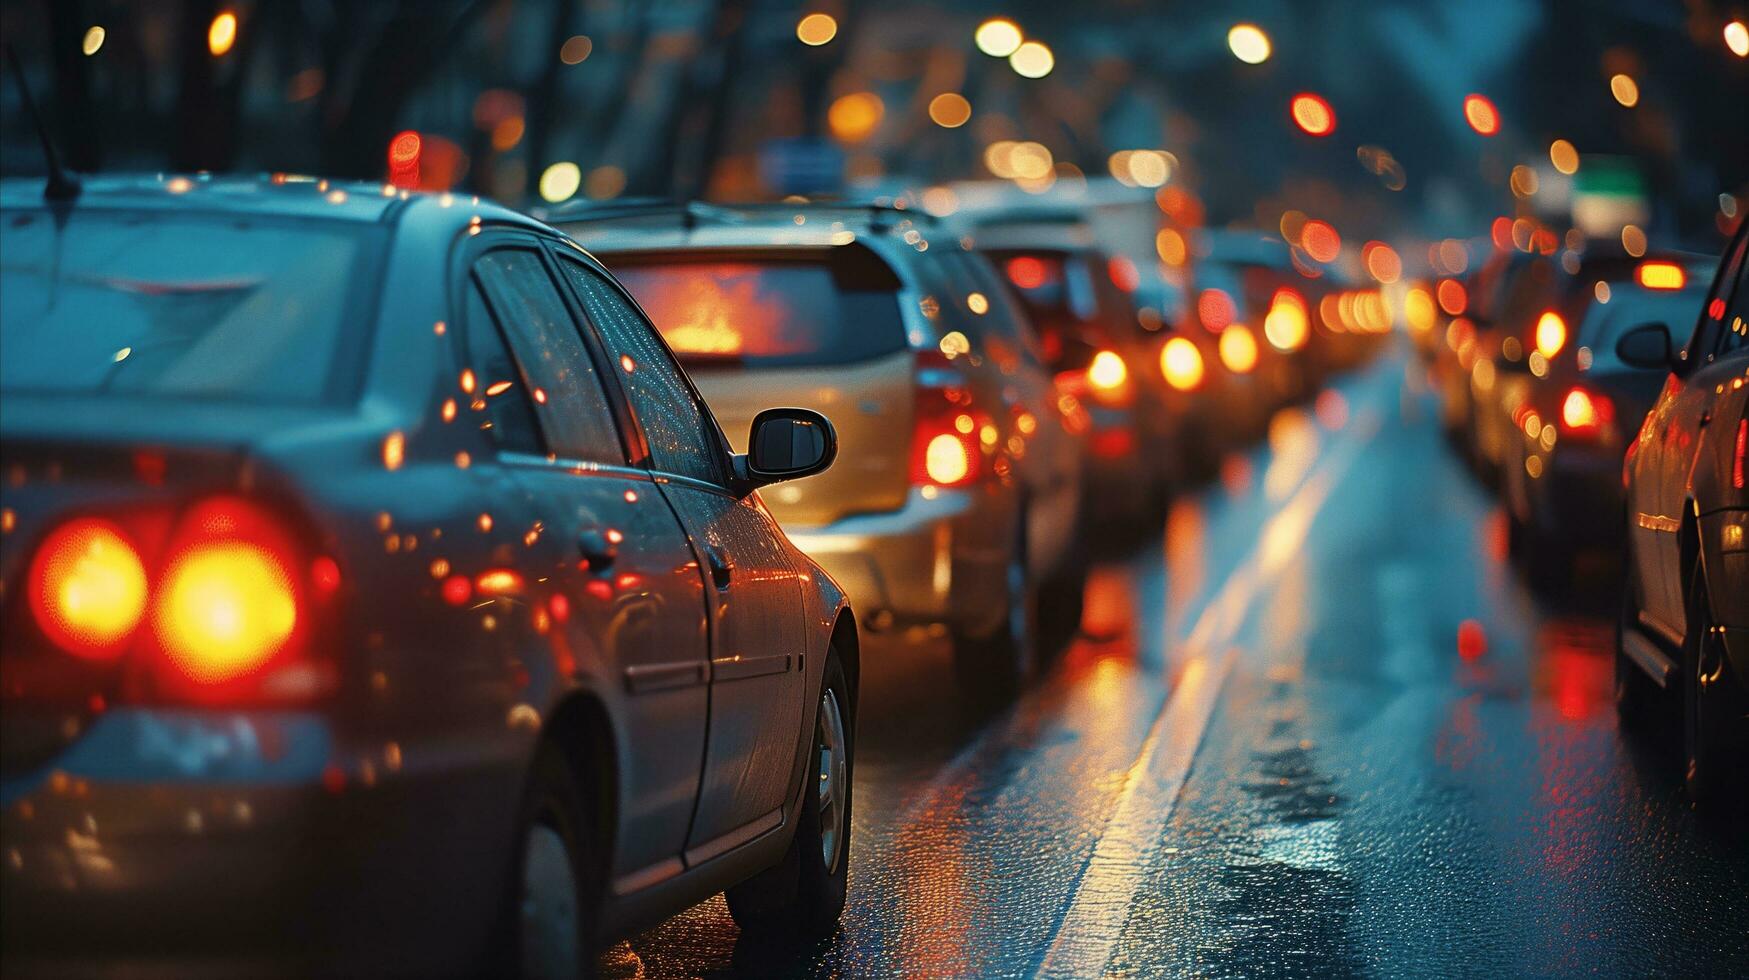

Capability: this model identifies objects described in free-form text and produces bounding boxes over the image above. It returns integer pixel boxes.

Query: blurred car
[1434,247,1545,458]
[1500,250,1716,588]
[1614,219,1749,803]
[950,209,1191,520]
[0,174,859,977]
[554,201,1086,694]
[1465,250,1562,482]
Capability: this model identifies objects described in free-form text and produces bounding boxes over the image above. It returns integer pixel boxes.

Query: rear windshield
[606,252,906,369]
[0,209,379,403]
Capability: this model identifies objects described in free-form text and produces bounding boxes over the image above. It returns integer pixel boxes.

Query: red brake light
[1560,387,1614,438]
[27,519,148,660]
[153,499,306,688]
[1636,261,1685,290]
[911,352,982,488]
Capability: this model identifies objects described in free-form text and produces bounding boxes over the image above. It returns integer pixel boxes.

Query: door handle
[578,529,617,572]
[705,547,732,590]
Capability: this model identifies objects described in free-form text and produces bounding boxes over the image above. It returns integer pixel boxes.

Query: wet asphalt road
[604,344,1749,979]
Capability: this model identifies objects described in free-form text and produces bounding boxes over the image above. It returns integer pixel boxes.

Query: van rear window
[607,252,906,369]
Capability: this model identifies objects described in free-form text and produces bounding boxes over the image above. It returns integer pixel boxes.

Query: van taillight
[911,352,983,488]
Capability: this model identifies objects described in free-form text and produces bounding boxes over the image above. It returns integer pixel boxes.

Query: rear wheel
[1682,569,1745,805]
[506,743,599,980]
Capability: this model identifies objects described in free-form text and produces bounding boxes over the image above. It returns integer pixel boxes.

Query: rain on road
[608,345,1749,978]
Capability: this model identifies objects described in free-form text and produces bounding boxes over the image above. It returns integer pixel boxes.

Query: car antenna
[4,45,82,202]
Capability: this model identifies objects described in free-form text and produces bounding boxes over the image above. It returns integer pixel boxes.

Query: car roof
[552,200,944,254]
[0,173,543,232]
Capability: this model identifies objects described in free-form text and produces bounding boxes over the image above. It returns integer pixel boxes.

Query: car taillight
[20,497,333,702]
[1160,337,1205,391]
[1534,310,1566,359]
[27,518,148,660]
[911,352,982,488]
[1560,387,1614,438]
[1734,418,1746,489]
[1636,261,1685,290]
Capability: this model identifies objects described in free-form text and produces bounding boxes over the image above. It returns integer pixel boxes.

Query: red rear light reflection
[1734,419,1745,489]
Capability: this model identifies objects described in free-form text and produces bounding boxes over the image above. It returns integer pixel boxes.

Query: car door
[464,239,711,887]
[1642,229,1748,636]
[552,247,808,859]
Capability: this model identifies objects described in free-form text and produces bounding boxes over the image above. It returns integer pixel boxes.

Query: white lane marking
[1036,409,1380,980]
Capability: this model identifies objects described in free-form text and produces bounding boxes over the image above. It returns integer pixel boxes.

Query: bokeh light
[796,13,838,46]
[538,161,581,202]
[1227,24,1271,64]
[1010,41,1055,78]
[1548,139,1579,174]
[1290,93,1336,136]
[208,11,238,56]
[928,93,972,128]
[1609,73,1639,107]
[1463,94,1499,135]
[975,19,1023,57]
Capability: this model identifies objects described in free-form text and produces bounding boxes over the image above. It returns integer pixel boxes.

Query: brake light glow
[1263,288,1310,352]
[156,541,298,684]
[1088,350,1129,390]
[923,434,972,485]
[1636,261,1685,290]
[1160,337,1205,391]
[1534,310,1567,359]
[1219,324,1259,374]
[910,352,981,488]
[1560,387,1613,438]
[27,519,148,659]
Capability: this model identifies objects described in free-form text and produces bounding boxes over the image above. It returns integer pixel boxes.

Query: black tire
[1681,569,1744,805]
[498,742,600,980]
[952,524,1037,702]
[1037,559,1087,659]
[726,646,853,940]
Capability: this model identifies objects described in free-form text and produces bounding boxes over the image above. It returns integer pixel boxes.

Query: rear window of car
[983,248,1137,363]
[0,209,380,403]
[604,249,906,369]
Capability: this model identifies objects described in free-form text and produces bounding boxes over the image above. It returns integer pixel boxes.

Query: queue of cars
[0,171,1387,977]
[1426,218,1748,804]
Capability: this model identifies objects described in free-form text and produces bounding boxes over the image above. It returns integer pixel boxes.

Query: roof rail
[543,198,932,232]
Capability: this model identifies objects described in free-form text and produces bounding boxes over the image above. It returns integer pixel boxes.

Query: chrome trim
[1635,511,1681,533]
[623,662,707,693]
[709,653,791,682]
[498,450,650,482]
[1622,626,1676,689]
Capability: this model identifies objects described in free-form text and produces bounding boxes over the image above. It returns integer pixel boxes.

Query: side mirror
[742,408,836,486]
[1615,322,1674,370]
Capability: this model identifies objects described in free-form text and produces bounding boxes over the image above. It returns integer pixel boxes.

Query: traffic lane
[606,351,1402,978]
[1105,361,1749,977]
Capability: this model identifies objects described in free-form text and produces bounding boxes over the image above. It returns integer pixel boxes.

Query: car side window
[555,255,725,484]
[473,249,626,463]
[1714,244,1749,357]
[1689,231,1747,361]
[462,280,543,454]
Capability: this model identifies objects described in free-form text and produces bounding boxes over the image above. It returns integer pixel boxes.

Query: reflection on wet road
[608,346,1749,978]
